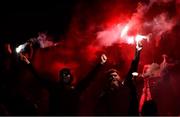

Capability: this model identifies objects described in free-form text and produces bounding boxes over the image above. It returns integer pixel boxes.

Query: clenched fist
[100,54,107,65]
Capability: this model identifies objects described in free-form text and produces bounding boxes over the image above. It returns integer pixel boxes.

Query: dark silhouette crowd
[0,38,174,116]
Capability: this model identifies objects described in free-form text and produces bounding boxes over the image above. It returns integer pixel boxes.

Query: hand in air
[136,41,143,51]
[100,54,107,65]
[19,53,30,64]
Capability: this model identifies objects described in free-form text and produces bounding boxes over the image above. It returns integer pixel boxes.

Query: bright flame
[119,24,151,45]
[135,34,149,42]
[121,25,129,38]
[127,36,135,44]
[16,43,27,53]
[132,72,139,76]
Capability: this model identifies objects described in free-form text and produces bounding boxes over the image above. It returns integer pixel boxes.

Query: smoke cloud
[29,0,180,114]
[32,0,179,83]
[97,0,177,47]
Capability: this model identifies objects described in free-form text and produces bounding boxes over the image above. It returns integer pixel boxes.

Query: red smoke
[31,0,179,81]
[29,0,180,115]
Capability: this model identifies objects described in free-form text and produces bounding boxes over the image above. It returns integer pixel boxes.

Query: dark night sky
[0,0,77,42]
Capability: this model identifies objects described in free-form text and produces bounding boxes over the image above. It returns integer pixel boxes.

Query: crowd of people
[0,38,176,116]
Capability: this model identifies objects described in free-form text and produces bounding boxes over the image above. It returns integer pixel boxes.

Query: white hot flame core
[127,36,135,44]
[16,43,27,53]
[132,72,139,76]
[121,25,129,38]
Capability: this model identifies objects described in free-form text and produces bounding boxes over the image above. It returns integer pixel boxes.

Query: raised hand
[136,41,143,51]
[100,54,107,65]
[19,53,31,64]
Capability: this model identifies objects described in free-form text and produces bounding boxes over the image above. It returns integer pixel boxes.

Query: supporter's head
[59,68,73,85]
[106,69,123,90]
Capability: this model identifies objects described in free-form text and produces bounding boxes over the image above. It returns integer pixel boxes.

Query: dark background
[0,0,77,42]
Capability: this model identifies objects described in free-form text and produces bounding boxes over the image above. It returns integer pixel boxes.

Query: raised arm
[76,54,107,93]
[124,42,142,85]
[19,53,54,88]
[126,42,143,115]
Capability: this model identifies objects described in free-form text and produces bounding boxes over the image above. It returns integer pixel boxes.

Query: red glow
[121,25,129,38]
[127,36,135,44]
[135,34,150,44]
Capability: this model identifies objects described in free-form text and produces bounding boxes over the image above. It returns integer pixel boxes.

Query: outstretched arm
[125,42,142,116]
[19,53,53,88]
[76,54,107,93]
[125,42,142,85]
